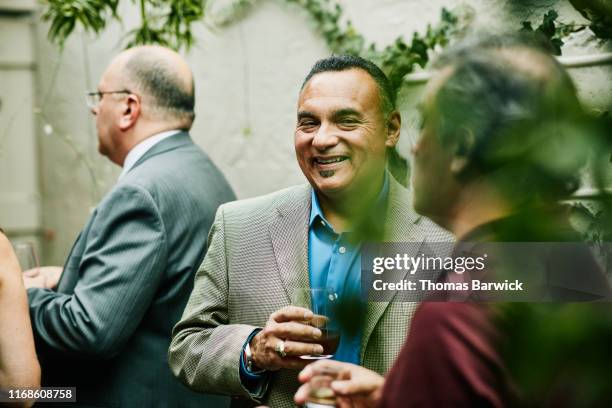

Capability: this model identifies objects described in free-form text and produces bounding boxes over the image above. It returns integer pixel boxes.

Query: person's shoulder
[220,184,310,217]
[0,233,12,265]
[386,176,454,243]
[412,302,497,342]
[0,234,20,282]
[415,215,454,242]
[117,145,225,193]
[95,182,158,215]
[386,176,419,222]
[127,144,207,178]
[0,231,9,247]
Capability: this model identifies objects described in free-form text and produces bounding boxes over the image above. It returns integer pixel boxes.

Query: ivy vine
[284,0,470,91]
[41,0,609,90]
[520,9,588,55]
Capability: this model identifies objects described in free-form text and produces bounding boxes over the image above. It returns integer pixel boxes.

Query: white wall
[0,11,41,251]
[11,0,611,264]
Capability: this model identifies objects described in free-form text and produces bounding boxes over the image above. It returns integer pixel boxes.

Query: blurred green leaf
[569,0,612,39]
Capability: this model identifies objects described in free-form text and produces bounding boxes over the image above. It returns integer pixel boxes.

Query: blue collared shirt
[308,174,389,364]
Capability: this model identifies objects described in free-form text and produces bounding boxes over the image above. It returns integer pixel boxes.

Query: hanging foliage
[41,0,607,87]
[41,0,205,50]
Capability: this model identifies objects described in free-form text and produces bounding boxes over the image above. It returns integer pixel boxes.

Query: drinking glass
[14,242,40,276]
[305,373,337,407]
[292,287,340,359]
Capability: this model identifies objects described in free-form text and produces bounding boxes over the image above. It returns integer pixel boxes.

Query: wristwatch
[244,342,265,374]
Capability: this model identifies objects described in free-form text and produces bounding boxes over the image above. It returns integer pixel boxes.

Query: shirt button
[339,246,346,254]
[320,220,326,227]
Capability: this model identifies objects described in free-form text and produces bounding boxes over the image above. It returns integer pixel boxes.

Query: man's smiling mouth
[313,156,349,178]
[314,156,348,164]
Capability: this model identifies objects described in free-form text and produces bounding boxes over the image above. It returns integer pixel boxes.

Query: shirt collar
[119,130,182,180]
[309,172,390,229]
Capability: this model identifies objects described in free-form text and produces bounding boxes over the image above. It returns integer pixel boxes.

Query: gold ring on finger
[274,340,287,358]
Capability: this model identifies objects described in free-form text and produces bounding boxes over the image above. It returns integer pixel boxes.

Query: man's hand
[23,267,63,290]
[294,360,385,408]
[250,306,324,371]
[23,274,46,289]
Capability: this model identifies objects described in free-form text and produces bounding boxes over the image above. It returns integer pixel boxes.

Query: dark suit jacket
[28,132,235,407]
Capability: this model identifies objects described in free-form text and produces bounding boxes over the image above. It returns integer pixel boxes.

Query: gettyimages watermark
[361,242,612,302]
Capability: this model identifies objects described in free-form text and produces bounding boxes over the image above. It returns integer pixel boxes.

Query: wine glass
[292,287,340,360]
[14,242,40,277]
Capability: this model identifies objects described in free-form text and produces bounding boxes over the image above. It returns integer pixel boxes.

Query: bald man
[26,46,235,407]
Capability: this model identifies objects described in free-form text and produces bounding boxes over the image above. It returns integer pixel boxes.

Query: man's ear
[385,111,401,147]
[450,156,469,175]
[118,94,140,131]
[450,127,475,176]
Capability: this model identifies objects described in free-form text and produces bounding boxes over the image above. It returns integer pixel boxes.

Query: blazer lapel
[361,177,425,354]
[269,185,312,304]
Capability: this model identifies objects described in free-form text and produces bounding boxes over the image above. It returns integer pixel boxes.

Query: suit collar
[119,130,182,180]
[129,131,192,174]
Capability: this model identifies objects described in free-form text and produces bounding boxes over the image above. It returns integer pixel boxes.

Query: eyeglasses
[85,90,132,109]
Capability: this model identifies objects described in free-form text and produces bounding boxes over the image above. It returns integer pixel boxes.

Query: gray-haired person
[25,45,235,407]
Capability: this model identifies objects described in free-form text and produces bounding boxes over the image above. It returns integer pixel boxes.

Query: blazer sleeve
[168,205,264,400]
[28,183,169,358]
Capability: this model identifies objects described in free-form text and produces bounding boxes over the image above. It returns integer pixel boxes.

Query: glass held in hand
[305,373,337,408]
[14,242,40,277]
[292,287,341,360]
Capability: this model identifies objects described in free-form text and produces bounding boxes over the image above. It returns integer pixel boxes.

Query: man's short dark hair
[302,55,396,117]
[431,33,586,199]
[123,50,195,126]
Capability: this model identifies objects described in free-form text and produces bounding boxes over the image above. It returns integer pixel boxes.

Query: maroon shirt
[379,302,513,407]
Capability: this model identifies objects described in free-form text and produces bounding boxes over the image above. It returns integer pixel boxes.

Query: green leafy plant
[35,0,612,196]
[373,7,466,90]
[41,0,467,85]
[41,0,205,50]
[285,0,365,56]
[41,1,610,80]
[285,0,469,90]
[42,0,120,47]
[519,10,587,55]
[124,0,204,49]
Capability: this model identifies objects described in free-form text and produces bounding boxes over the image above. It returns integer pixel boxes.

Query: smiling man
[169,55,449,408]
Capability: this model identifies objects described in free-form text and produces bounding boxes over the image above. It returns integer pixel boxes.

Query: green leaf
[520,21,534,32]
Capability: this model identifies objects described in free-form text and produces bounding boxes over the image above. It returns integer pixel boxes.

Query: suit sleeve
[28,184,168,358]
[168,205,265,400]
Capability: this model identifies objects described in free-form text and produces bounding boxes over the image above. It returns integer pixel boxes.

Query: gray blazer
[28,132,235,407]
[169,175,451,408]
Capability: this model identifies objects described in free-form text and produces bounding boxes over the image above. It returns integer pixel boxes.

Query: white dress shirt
[119,130,182,180]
